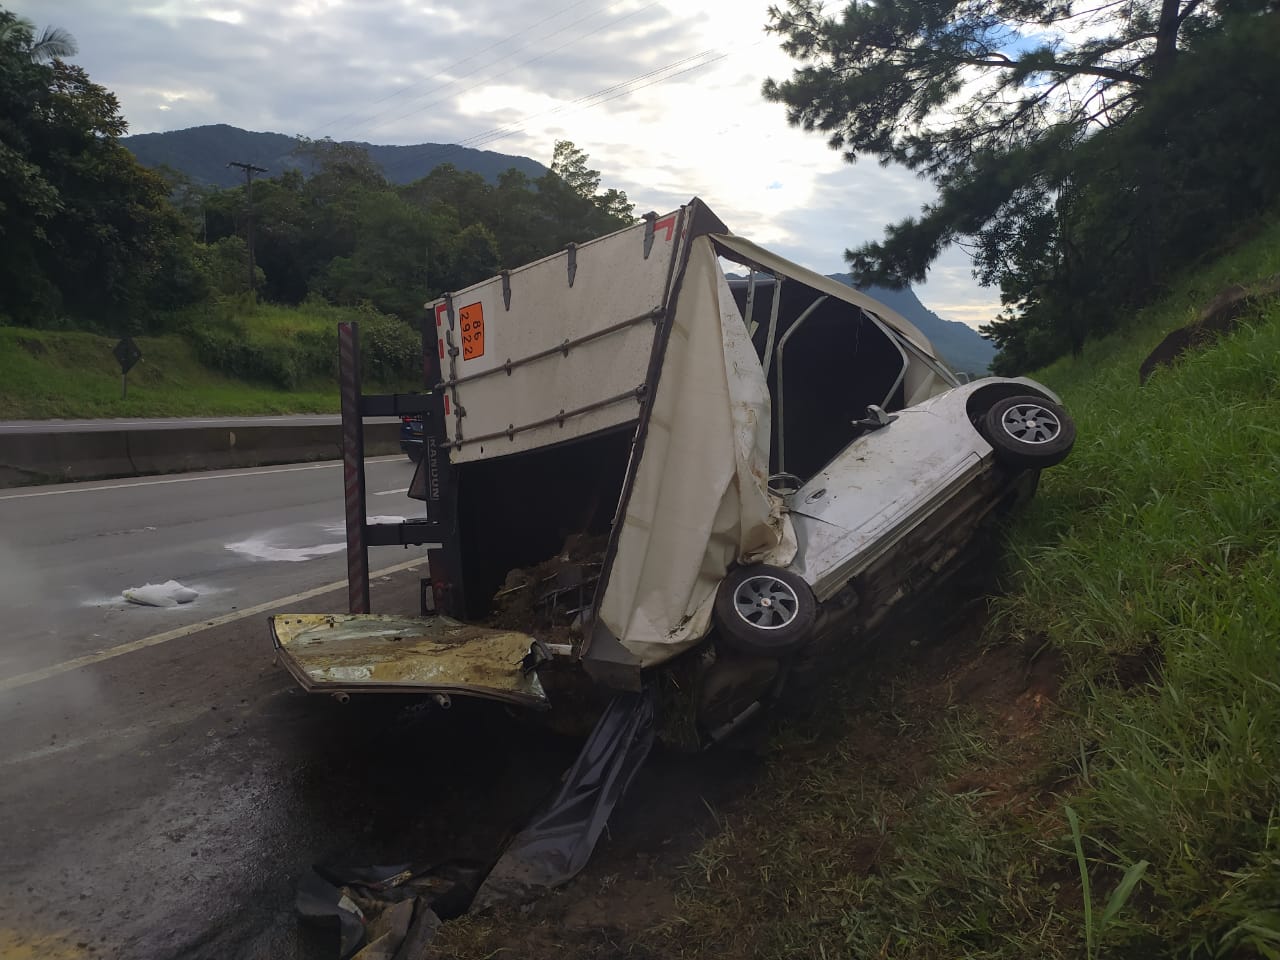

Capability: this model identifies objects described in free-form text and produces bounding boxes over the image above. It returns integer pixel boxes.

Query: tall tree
[764,0,1279,368]
[0,8,202,329]
[0,15,76,62]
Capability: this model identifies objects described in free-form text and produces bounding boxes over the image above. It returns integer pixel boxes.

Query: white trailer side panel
[430,211,684,464]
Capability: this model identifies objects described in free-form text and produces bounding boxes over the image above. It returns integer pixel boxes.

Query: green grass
[987,218,1280,956]
[0,299,421,418]
[431,217,1280,960]
[651,220,1280,959]
[0,326,340,418]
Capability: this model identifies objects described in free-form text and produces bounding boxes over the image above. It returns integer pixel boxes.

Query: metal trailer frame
[336,319,451,615]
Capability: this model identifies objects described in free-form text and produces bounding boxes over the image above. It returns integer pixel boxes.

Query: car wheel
[713,564,816,657]
[982,395,1076,469]
[407,447,423,463]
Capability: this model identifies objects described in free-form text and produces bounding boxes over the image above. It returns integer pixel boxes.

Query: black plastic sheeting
[472,688,656,910]
[298,688,656,957]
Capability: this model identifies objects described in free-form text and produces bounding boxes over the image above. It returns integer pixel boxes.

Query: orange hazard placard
[459,302,485,360]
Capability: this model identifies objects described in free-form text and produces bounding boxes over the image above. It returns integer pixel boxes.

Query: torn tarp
[297,690,656,952]
[471,686,656,911]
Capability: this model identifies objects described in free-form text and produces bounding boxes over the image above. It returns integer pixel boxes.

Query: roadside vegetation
[0,299,422,418]
[433,218,1280,959]
[0,6,635,419]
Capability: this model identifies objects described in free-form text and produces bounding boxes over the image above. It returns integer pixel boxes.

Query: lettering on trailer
[653,215,677,242]
[425,436,442,502]
[459,302,485,360]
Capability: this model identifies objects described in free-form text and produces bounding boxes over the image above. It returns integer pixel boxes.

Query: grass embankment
[0,326,337,419]
[0,300,420,419]
[436,220,1280,959]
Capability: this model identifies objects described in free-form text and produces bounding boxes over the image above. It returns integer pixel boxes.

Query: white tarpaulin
[598,237,795,667]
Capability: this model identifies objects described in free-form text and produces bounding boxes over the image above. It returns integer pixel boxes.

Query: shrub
[185,299,421,389]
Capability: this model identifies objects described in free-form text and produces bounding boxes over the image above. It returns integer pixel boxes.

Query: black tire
[982,395,1076,469]
[406,446,423,463]
[713,564,817,657]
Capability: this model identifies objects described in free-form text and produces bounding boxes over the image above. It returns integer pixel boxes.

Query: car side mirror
[853,404,898,431]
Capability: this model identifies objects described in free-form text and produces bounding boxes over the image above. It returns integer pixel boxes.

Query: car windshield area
[725,272,909,482]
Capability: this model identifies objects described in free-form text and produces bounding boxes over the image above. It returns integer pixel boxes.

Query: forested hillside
[0,7,635,339]
[123,123,546,188]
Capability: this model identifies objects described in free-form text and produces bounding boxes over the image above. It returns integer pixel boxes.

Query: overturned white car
[271,199,1074,743]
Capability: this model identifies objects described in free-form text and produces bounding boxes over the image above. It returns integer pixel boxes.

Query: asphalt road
[0,455,426,680]
[0,416,377,435]
[0,456,577,959]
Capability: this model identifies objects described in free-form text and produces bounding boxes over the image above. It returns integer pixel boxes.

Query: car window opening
[726,274,909,481]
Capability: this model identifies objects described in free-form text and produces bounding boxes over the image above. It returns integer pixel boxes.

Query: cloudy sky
[20,0,1002,328]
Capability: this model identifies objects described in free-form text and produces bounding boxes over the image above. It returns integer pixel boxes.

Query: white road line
[0,456,403,501]
[0,555,428,693]
[3,417,323,428]
[373,487,409,496]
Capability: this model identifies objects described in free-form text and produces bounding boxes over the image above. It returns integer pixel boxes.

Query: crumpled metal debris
[296,860,484,960]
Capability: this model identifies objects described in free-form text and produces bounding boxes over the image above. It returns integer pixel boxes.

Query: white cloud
[21,0,1004,327]
[201,7,243,24]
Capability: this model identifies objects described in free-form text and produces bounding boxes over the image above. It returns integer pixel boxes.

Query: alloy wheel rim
[1000,403,1061,445]
[732,575,800,630]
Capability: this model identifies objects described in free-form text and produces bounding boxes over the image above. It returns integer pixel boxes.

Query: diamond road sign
[113,336,142,374]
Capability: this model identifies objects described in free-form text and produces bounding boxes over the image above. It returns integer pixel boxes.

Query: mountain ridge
[828,273,995,375]
[123,123,547,188]
[125,125,993,373]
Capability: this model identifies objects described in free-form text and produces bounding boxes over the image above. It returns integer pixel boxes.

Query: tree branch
[958,54,1145,85]
[1176,0,1206,25]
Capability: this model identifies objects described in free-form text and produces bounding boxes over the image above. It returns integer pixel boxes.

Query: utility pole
[227,161,267,295]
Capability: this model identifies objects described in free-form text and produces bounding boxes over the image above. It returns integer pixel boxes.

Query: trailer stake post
[339,321,371,614]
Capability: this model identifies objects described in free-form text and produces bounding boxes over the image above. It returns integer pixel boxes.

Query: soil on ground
[426,556,1067,960]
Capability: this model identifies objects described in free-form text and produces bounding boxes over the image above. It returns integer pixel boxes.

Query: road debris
[296,688,656,955]
[122,579,198,607]
[297,860,483,959]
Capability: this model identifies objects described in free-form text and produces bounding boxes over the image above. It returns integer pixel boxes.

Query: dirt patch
[430,743,759,959]
[430,562,1071,960]
[1112,638,1164,690]
[1139,273,1280,384]
[17,336,47,357]
[908,636,1062,733]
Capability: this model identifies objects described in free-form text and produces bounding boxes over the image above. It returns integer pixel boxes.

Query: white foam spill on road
[225,535,346,563]
[79,583,228,609]
[322,515,407,536]
[122,580,198,607]
[229,517,407,563]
